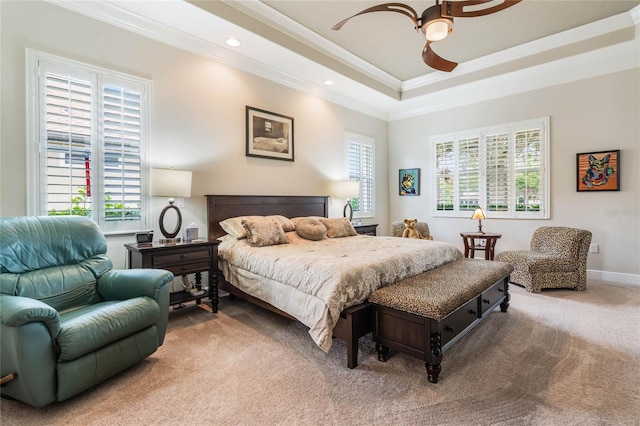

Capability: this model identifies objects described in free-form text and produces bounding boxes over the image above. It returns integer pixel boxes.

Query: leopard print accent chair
[494,226,592,293]
[390,221,433,240]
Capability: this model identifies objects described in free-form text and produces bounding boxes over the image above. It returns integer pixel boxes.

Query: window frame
[430,117,550,219]
[345,131,375,218]
[26,50,152,235]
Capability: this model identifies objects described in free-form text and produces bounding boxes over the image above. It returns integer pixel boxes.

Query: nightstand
[353,223,378,236]
[125,240,220,312]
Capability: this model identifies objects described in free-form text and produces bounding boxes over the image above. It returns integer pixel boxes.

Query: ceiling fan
[332,0,522,72]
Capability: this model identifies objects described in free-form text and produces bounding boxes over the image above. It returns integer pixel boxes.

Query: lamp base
[477,220,484,234]
[159,202,183,239]
[343,201,353,222]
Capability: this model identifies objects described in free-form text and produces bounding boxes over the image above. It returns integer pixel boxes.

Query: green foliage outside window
[48,186,140,218]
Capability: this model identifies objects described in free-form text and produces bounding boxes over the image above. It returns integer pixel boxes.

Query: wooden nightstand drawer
[354,223,378,236]
[164,261,212,276]
[152,248,211,267]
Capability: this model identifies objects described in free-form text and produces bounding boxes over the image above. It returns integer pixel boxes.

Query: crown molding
[46,1,639,122]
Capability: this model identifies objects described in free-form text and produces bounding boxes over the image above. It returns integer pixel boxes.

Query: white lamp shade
[331,181,359,198]
[151,169,192,198]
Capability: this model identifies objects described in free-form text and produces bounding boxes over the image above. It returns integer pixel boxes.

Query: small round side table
[460,232,502,260]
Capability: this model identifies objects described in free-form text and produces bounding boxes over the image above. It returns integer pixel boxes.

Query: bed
[205,195,462,368]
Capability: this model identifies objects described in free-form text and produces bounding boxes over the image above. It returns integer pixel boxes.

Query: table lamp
[471,207,487,234]
[331,181,359,222]
[150,168,192,243]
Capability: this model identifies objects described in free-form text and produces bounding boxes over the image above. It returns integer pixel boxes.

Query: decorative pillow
[270,215,295,232]
[319,218,358,238]
[291,216,326,225]
[295,217,327,241]
[220,216,251,239]
[241,216,289,247]
[221,215,294,239]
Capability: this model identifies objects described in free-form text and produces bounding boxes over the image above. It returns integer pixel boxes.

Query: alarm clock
[135,231,153,244]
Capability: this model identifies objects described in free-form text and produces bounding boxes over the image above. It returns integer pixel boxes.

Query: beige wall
[1,1,638,282]
[0,1,389,268]
[389,69,640,281]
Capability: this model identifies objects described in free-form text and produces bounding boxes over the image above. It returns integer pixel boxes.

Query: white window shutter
[431,117,549,219]
[485,132,510,213]
[100,84,143,225]
[347,132,375,217]
[43,72,94,217]
[30,51,150,233]
[458,137,480,212]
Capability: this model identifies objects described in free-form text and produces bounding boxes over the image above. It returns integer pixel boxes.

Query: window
[27,51,150,234]
[432,117,549,219]
[346,132,375,217]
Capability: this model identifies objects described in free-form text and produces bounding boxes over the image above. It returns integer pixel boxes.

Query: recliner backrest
[0,216,112,311]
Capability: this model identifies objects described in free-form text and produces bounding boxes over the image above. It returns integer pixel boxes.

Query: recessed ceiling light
[225,38,241,47]
[323,80,334,86]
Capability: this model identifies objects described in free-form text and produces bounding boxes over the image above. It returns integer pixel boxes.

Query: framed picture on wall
[246,106,294,161]
[576,149,620,192]
[399,168,420,196]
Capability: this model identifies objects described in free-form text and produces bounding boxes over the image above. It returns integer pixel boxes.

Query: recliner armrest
[0,295,60,337]
[97,269,173,302]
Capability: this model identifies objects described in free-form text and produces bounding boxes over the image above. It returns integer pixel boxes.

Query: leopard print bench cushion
[368,258,513,321]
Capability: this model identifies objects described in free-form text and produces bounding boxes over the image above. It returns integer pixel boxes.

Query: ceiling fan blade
[332,3,419,31]
[441,0,522,18]
[422,41,458,72]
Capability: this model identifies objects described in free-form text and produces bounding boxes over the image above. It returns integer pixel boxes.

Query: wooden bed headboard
[205,195,329,240]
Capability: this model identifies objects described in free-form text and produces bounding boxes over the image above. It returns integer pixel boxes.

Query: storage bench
[368,258,513,383]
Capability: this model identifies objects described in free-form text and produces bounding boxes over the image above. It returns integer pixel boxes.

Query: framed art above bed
[246,106,294,161]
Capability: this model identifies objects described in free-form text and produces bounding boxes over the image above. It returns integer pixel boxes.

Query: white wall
[0,1,389,268]
[389,69,640,281]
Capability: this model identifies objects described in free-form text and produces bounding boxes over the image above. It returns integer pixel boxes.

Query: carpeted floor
[2,279,639,425]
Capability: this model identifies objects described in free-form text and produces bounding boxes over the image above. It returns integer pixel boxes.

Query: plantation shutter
[347,132,375,216]
[31,52,150,233]
[435,140,454,211]
[457,137,480,211]
[101,83,143,224]
[485,132,510,212]
[514,128,543,213]
[43,71,94,217]
[431,117,548,219]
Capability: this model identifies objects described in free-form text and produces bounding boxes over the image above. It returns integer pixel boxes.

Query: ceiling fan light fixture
[424,19,452,41]
[420,4,452,41]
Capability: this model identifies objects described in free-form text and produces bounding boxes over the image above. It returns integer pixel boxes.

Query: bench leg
[347,335,358,369]
[427,333,443,383]
[500,281,510,313]
[375,343,390,362]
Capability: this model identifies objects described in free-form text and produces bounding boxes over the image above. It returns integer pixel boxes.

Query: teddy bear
[402,218,426,239]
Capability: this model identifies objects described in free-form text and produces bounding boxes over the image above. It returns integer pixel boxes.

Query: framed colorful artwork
[576,149,620,192]
[246,106,294,161]
[399,168,420,196]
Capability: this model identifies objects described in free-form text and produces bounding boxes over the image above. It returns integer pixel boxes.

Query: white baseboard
[587,269,640,285]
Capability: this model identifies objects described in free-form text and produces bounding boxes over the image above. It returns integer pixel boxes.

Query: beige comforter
[218,233,463,352]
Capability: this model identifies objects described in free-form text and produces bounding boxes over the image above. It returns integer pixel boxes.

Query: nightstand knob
[483,299,490,304]
[445,325,454,333]
[181,254,187,258]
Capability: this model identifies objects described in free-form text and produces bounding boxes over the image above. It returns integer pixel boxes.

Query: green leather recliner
[0,216,173,407]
